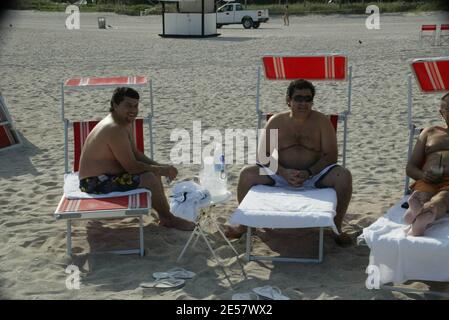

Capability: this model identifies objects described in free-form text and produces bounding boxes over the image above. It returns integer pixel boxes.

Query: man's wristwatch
[306,168,313,177]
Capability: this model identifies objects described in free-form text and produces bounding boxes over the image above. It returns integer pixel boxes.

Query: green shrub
[9,0,448,15]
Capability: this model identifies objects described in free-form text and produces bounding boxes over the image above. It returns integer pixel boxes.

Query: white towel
[63,172,149,199]
[230,185,339,234]
[169,181,211,222]
[363,196,449,284]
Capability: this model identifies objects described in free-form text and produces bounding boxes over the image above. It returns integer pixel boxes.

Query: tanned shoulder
[104,122,129,141]
[422,126,436,136]
[266,111,289,128]
[311,110,328,121]
[414,126,435,144]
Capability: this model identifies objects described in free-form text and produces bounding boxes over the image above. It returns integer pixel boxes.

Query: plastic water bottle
[199,156,216,195]
[213,143,228,197]
[199,143,229,202]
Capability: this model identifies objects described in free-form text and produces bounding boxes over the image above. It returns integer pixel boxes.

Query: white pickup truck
[216,2,269,29]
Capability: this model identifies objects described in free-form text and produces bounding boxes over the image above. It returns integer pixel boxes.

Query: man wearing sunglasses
[226,79,353,246]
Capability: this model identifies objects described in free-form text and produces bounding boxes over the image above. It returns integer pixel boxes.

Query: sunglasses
[291,95,313,103]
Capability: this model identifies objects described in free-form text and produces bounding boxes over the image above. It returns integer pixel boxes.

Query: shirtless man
[404,93,449,236]
[78,87,194,231]
[225,79,353,246]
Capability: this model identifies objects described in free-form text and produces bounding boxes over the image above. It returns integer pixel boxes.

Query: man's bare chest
[277,125,320,147]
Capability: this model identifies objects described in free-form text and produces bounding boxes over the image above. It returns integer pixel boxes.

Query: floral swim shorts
[79,173,141,194]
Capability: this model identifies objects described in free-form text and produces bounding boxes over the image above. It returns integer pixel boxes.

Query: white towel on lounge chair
[230,185,339,233]
[169,181,211,222]
[363,196,449,285]
[63,172,149,199]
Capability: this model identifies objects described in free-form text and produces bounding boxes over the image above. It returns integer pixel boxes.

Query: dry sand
[0,10,449,300]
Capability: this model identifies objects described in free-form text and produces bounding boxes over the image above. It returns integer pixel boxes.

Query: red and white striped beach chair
[0,94,22,151]
[438,24,449,46]
[54,76,154,257]
[359,57,449,297]
[230,54,352,263]
[419,24,437,46]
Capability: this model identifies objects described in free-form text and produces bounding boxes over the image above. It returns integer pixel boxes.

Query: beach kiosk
[159,0,219,38]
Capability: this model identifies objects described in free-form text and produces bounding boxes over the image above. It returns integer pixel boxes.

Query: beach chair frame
[438,24,449,46]
[0,94,22,151]
[246,54,352,263]
[358,56,449,297]
[55,76,154,257]
[419,24,437,46]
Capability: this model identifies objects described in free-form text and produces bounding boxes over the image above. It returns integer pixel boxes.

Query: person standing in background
[283,5,289,26]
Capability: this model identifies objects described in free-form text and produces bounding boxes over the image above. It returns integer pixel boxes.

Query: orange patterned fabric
[411,178,449,194]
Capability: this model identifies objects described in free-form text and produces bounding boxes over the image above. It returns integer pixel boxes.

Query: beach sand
[0,10,449,300]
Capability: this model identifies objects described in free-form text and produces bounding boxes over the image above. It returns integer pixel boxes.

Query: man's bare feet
[332,232,353,247]
[403,192,425,225]
[224,225,247,239]
[159,215,195,231]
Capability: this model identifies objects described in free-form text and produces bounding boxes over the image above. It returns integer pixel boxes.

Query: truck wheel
[216,24,223,29]
[253,22,260,29]
[242,18,253,29]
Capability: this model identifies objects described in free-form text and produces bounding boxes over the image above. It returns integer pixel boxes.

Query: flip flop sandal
[332,233,353,247]
[231,292,260,300]
[252,285,290,300]
[153,267,196,280]
[140,277,186,289]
